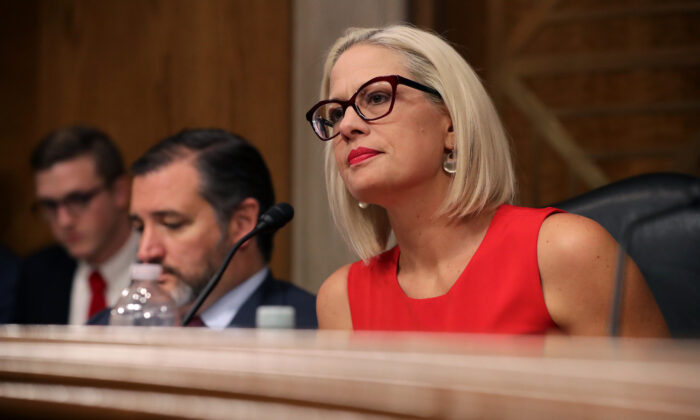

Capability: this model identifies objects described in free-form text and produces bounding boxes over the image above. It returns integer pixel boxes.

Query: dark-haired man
[93,129,317,328]
[14,126,138,324]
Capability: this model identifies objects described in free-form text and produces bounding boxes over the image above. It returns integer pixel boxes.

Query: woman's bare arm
[538,213,669,337]
[316,264,354,329]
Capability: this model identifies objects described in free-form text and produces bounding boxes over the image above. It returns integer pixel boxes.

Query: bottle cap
[256,305,295,329]
[130,263,163,281]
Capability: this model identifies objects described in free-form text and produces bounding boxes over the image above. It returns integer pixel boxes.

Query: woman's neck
[386,193,496,276]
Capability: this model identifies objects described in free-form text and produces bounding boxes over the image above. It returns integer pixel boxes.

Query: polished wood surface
[1,326,698,419]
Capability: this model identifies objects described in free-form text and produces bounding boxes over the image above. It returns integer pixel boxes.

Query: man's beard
[169,275,196,307]
[156,230,230,308]
[161,258,220,307]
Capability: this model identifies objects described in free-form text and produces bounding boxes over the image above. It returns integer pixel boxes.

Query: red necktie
[88,270,107,319]
[185,316,206,327]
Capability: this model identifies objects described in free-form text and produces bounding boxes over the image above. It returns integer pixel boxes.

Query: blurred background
[0,0,698,293]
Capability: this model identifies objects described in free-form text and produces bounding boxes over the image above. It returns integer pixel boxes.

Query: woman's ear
[443,117,455,151]
[228,197,260,246]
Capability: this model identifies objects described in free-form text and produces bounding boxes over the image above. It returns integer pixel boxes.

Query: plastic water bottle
[110,263,180,326]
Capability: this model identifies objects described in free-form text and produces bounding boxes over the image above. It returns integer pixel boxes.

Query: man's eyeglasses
[33,185,106,220]
[305,75,442,141]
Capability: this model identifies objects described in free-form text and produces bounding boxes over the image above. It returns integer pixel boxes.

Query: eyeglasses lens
[312,80,394,140]
[36,188,102,220]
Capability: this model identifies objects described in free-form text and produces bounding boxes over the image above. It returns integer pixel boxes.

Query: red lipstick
[348,147,381,165]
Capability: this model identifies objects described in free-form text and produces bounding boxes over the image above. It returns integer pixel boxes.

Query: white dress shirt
[200,267,268,329]
[69,231,140,325]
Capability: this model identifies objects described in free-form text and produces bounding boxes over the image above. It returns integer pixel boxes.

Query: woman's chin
[344,175,389,198]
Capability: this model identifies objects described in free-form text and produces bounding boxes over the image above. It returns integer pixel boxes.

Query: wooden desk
[1,326,698,419]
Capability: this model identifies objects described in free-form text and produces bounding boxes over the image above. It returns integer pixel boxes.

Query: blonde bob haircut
[321,25,515,262]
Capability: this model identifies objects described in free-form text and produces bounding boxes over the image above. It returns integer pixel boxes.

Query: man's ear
[228,197,260,245]
[111,175,131,210]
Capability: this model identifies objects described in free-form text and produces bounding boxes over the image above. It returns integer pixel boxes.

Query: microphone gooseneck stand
[181,203,294,326]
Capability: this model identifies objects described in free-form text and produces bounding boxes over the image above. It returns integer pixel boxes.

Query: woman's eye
[328,108,344,124]
[365,92,391,106]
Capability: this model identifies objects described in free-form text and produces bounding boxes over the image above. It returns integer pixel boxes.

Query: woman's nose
[337,106,368,140]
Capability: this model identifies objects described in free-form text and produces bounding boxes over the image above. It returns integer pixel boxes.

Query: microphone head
[256,202,294,233]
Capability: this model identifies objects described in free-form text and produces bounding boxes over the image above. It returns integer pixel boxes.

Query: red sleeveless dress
[347,205,561,333]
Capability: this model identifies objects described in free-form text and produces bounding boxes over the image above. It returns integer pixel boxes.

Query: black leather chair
[551,172,700,338]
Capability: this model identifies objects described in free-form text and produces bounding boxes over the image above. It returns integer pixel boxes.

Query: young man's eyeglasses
[305,75,442,141]
[33,185,106,220]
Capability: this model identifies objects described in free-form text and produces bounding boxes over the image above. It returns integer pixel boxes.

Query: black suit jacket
[13,245,77,324]
[0,246,20,324]
[89,271,318,328]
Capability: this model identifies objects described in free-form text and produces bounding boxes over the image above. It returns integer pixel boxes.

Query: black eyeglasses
[33,184,106,220]
[305,75,442,141]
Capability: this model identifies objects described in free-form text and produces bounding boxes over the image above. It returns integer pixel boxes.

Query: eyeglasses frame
[305,75,442,141]
[33,183,108,220]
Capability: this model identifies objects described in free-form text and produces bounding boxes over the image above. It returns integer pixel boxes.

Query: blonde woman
[305,25,667,336]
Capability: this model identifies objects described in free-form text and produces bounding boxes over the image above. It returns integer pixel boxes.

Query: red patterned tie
[88,270,107,319]
[186,316,206,327]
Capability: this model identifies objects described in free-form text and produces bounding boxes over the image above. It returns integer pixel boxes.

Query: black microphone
[181,203,294,326]
[255,202,294,233]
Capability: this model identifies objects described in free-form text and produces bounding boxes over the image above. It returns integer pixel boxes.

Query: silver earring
[442,150,457,174]
[358,201,369,209]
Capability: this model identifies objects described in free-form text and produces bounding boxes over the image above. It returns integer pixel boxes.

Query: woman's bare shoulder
[539,212,612,255]
[316,264,353,329]
[538,212,668,336]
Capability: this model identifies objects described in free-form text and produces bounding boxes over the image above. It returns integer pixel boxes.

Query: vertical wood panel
[291,0,407,291]
[0,0,292,278]
[0,0,39,252]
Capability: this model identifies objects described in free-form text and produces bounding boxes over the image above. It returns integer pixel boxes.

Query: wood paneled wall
[0,0,292,277]
[413,0,700,206]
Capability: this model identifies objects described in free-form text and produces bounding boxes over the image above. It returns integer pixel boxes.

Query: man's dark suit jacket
[13,245,77,324]
[89,271,318,328]
[0,246,20,324]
